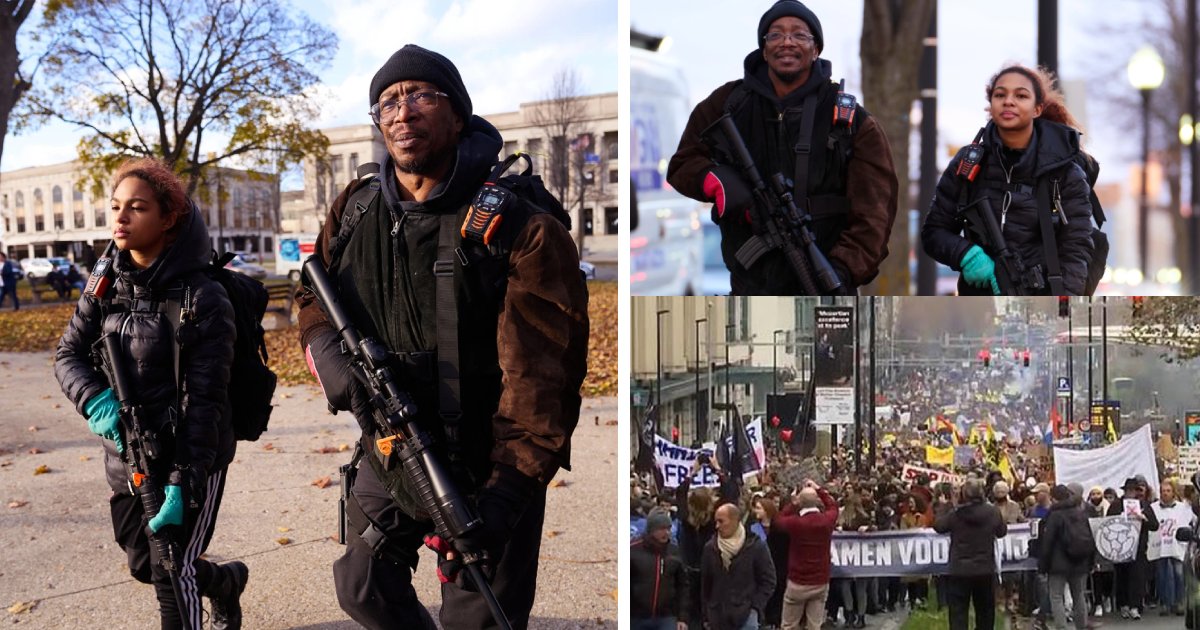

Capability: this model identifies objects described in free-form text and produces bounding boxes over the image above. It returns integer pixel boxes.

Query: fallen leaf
[605,420,617,426]
[275,537,291,545]
[79,455,90,462]
[28,448,43,455]
[262,443,275,451]
[312,446,339,454]
[7,600,36,614]
[338,443,349,452]
[39,395,50,400]
[280,392,292,399]
[1,461,12,467]
[312,476,332,489]
[277,526,291,533]
[8,500,28,509]
[27,425,38,432]
[545,530,563,538]
[549,479,570,488]
[33,465,50,475]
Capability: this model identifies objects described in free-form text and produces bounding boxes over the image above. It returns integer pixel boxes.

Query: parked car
[224,255,267,280]
[21,257,72,280]
[233,250,260,263]
[579,260,596,280]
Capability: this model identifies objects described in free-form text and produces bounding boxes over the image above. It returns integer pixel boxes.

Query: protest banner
[654,425,766,489]
[901,464,963,486]
[829,516,1140,578]
[1053,424,1159,492]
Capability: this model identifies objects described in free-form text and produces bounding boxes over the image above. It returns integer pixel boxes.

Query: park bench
[28,276,79,305]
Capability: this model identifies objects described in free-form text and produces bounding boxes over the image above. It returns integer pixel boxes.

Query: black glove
[454,465,540,587]
[703,165,753,223]
[305,329,366,413]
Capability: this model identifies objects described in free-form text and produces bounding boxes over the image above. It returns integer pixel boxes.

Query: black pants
[0,282,17,310]
[334,462,547,630]
[1116,558,1149,610]
[947,574,996,630]
[111,467,228,630]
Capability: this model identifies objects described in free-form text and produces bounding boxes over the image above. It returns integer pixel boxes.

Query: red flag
[1050,405,1063,439]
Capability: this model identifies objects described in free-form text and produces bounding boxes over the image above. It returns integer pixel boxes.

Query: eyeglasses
[369,91,448,125]
[763,32,815,45]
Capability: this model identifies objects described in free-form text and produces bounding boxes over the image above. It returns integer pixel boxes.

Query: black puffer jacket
[701,531,776,630]
[933,498,1007,575]
[922,118,1094,295]
[55,207,236,492]
[631,537,689,622]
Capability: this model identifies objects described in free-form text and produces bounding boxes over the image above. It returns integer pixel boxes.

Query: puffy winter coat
[1038,496,1094,576]
[933,498,1007,575]
[922,118,1095,295]
[701,532,776,630]
[631,537,689,622]
[55,208,236,492]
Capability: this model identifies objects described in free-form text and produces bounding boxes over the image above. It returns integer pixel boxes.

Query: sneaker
[208,561,249,630]
[1120,606,1130,619]
[1130,608,1142,620]
[1103,598,1113,614]
[1094,604,1103,617]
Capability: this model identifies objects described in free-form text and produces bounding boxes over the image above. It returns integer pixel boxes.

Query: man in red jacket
[772,479,839,630]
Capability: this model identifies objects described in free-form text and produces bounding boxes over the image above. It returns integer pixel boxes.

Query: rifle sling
[1037,177,1066,295]
[434,214,465,470]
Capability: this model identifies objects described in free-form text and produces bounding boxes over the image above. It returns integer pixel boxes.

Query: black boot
[206,561,249,630]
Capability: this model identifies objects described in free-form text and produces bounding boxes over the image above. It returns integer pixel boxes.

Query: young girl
[922,64,1096,295]
[54,158,246,629]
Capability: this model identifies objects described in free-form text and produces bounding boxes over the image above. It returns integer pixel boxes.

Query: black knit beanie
[368,44,472,121]
[757,0,824,53]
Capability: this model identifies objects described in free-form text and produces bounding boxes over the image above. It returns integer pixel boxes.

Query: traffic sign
[1056,377,1071,392]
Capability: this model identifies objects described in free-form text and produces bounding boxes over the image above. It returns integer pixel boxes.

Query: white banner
[900,464,964,487]
[1090,515,1143,564]
[1053,425,1160,493]
[653,425,766,489]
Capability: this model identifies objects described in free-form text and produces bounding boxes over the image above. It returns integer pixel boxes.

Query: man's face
[377,80,464,176]
[761,16,817,84]
[1089,490,1103,504]
[649,526,670,545]
[714,507,738,538]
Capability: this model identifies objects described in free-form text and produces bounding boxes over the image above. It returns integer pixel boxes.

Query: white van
[630,37,705,296]
[275,233,317,281]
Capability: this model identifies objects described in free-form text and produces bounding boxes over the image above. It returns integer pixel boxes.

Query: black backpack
[173,252,277,441]
[1062,513,1097,561]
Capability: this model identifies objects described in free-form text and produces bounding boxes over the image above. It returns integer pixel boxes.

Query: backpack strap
[328,164,382,271]
[434,213,465,470]
[1037,177,1066,295]
[792,93,820,206]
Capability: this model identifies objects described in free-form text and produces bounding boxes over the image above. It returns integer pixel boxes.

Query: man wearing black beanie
[297,44,589,630]
[667,0,899,295]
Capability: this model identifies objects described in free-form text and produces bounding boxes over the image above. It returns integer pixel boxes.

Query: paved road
[867,604,1190,629]
[0,351,617,629]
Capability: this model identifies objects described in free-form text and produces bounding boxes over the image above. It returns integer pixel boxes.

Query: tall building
[0,160,278,265]
[290,92,618,257]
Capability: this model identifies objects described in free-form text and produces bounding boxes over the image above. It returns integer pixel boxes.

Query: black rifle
[302,256,512,630]
[100,333,190,630]
[959,196,1044,295]
[701,113,845,295]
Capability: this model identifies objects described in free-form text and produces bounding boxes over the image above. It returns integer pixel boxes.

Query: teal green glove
[83,389,124,453]
[148,485,184,534]
[960,245,1001,295]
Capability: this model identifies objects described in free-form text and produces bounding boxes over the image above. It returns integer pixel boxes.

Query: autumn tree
[860,0,936,295]
[1127,296,1200,361]
[22,0,334,195]
[531,67,590,253]
[0,0,34,171]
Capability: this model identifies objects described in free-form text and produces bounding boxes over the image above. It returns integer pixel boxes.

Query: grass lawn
[899,582,1009,630]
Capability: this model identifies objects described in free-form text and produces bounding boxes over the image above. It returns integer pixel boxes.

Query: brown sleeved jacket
[297,171,589,485]
[667,76,898,287]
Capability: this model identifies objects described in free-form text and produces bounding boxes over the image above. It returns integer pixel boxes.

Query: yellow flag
[925,445,954,466]
[998,454,1016,484]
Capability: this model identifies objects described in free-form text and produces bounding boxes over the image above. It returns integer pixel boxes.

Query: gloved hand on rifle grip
[84,388,125,453]
[148,484,184,534]
[306,329,368,414]
[960,245,1001,295]
[447,465,541,589]
[703,165,753,223]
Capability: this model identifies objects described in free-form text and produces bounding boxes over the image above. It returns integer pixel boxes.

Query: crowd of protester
[632,361,1200,629]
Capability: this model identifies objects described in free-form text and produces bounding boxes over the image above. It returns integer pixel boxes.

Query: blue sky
[1,0,618,188]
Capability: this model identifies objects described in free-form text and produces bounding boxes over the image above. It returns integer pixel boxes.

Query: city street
[0,352,618,629]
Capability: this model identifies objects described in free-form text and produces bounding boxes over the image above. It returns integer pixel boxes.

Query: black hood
[1050,495,1083,512]
[741,49,834,108]
[114,199,212,290]
[379,114,504,213]
[984,118,1081,177]
[957,499,995,525]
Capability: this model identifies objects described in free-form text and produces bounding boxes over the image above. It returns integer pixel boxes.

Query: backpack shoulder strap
[721,80,750,115]
[792,93,820,202]
[1037,177,1066,295]
[434,213,465,470]
[328,164,382,271]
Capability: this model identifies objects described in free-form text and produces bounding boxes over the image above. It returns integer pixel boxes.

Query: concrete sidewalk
[0,352,617,629]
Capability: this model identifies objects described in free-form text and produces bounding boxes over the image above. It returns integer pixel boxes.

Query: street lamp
[695,317,707,441]
[725,323,736,426]
[773,329,785,407]
[1128,45,1165,278]
[656,309,670,409]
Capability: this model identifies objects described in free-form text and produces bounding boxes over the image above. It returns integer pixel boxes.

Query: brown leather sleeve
[491,213,590,484]
[828,114,899,286]
[666,81,740,202]
[296,179,359,349]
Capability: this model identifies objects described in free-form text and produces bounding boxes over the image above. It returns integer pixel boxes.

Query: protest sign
[901,464,963,487]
